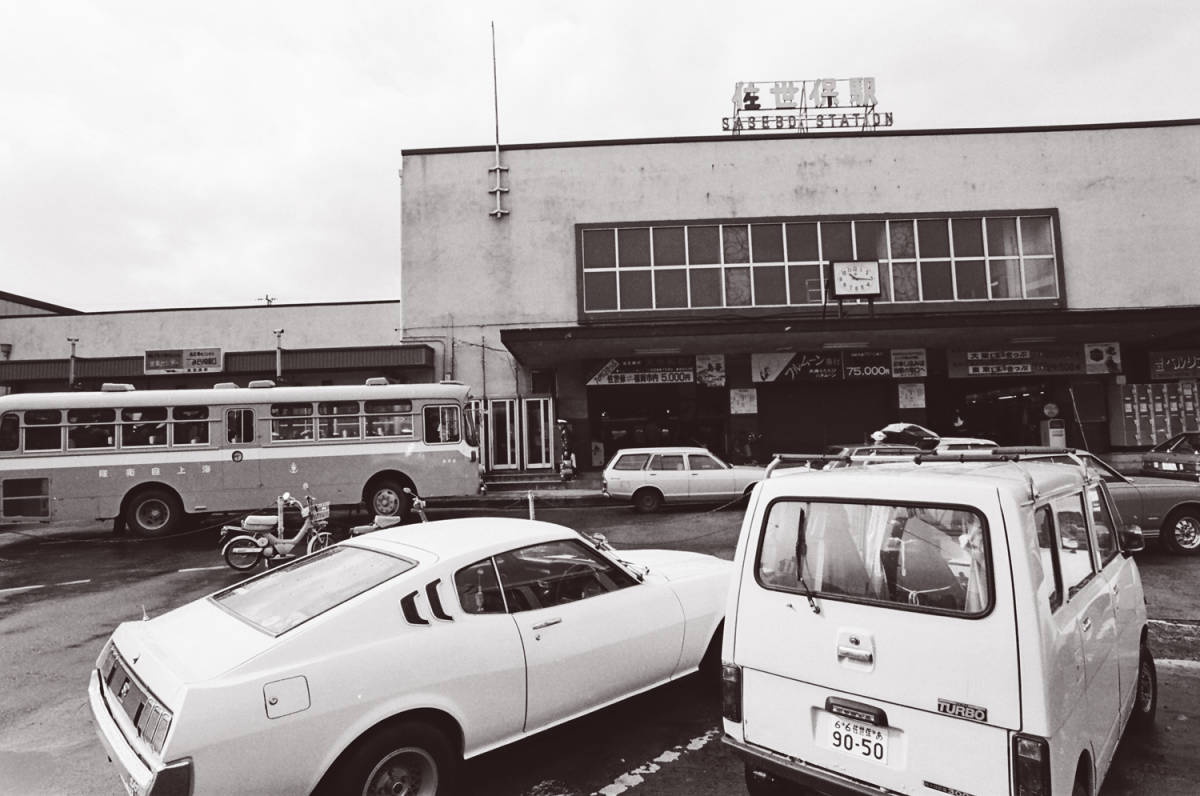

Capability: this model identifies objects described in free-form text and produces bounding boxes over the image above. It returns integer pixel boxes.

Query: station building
[399,118,1200,471]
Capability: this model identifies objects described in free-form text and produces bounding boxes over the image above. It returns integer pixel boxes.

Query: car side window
[493,540,637,612]
[649,454,685,471]
[455,557,506,615]
[612,453,650,471]
[1034,505,1063,611]
[688,454,722,471]
[1087,486,1119,565]
[1050,493,1096,599]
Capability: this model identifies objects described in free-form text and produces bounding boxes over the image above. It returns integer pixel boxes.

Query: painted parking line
[591,729,721,796]
[56,579,91,586]
[0,584,45,596]
[177,566,228,573]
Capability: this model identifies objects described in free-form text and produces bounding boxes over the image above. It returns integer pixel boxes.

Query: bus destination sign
[145,347,224,375]
[724,77,894,134]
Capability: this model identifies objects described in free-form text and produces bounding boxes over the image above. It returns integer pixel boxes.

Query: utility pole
[273,329,285,379]
[67,337,79,387]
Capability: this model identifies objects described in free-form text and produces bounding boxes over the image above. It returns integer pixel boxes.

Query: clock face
[832,261,881,297]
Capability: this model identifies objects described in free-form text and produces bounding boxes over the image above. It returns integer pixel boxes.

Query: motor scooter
[350,487,427,536]
[220,491,332,570]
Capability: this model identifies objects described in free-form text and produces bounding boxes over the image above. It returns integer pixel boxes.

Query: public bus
[0,379,481,536]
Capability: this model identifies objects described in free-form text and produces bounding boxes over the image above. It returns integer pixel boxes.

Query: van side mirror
[1120,524,1145,555]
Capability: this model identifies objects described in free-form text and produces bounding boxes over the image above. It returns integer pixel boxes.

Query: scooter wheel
[223,535,264,571]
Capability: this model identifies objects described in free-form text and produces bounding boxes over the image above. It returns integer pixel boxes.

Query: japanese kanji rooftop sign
[724,77,894,134]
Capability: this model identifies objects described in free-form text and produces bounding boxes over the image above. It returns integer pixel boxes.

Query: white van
[721,452,1156,796]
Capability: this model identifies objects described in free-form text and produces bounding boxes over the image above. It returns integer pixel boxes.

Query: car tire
[744,764,797,796]
[333,720,456,796]
[368,479,411,522]
[1162,508,1200,554]
[124,488,183,538]
[632,488,663,513]
[1127,644,1158,735]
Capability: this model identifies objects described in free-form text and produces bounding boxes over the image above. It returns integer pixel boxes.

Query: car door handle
[532,618,562,630]
[1081,616,1092,632]
[837,646,873,664]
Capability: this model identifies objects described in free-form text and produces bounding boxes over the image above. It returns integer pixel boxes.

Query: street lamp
[273,329,284,379]
[67,337,79,386]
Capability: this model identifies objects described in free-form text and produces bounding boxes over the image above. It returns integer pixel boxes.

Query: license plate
[823,715,889,765]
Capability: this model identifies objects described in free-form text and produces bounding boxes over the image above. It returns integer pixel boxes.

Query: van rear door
[733,485,1019,795]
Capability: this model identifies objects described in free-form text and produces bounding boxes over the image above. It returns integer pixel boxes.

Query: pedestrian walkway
[435,471,609,509]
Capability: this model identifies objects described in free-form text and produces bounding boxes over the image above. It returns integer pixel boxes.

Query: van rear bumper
[723,735,902,796]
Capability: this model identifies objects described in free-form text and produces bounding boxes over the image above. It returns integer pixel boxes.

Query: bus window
[271,403,312,441]
[365,400,414,438]
[24,410,63,451]
[121,407,168,447]
[173,406,209,445]
[227,408,256,444]
[67,408,116,449]
[0,413,17,452]
[318,401,361,440]
[424,406,461,444]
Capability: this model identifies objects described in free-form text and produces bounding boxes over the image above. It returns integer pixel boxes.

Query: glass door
[522,397,554,470]
[488,399,520,471]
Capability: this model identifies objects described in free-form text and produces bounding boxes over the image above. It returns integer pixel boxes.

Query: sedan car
[1030,450,1200,554]
[89,518,730,796]
[602,446,765,512]
[816,443,924,469]
[1142,432,1200,481]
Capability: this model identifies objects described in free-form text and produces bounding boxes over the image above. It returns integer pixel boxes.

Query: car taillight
[721,662,742,723]
[1013,734,1051,796]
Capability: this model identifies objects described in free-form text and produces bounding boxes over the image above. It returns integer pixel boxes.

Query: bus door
[222,407,262,494]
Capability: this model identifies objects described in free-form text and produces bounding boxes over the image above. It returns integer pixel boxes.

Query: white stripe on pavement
[592,729,721,796]
[177,566,228,573]
[55,579,91,586]
[1158,659,1200,671]
[0,584,45,596]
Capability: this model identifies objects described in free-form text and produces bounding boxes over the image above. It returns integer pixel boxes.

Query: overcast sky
[2,1,1196,313]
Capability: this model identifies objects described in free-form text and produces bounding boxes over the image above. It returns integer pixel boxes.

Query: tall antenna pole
[488,21,509,218]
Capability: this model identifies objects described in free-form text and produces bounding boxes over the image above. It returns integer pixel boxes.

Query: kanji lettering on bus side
[151,467,161,476]
[125,469,135,477]
[176,466,186,475]
[98,470,109,478]
[201,465,211,474]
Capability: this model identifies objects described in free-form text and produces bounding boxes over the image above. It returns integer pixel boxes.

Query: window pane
[1052,494,1095,597]
[892,262,919,301]
[751,224,784,262]
[1024,259,1057,298]
[785,223,820,260]
[955,261,988,299]
[989,259,1021,298]
[0,414,17,452]
[723,225,749,263]
[229,409,256,442]
[688,226,720,264]
[653,227,686,266]
[788,264,823,303]
[725,267,751,306]
[582,228,615,269]
[889,220,916,258]
[122,407,168,447]
[654,270,687,308]
[986,217,1019,256]
[67,408,115,449]
[318,401,361,440]
[613,453,650,470]
[854,221,887,260]
[952,218,984,256]
[456,558,505,614]
[821,222,853,261]
[584,271,617,311]
[753,266,787,305]
[617,227,650,267]
[921,261,953,300]
[174,406,209,445]
[619,270,652,310]
[1035,506,1062,610]
[425,406,461,443]
[1021,217,1054,255]
[689,454,723,470]
[494,540,635,612]
[650,454,685,470]
[689,269,722,307]
[918,219,950,257]
[1088,487,1118,564]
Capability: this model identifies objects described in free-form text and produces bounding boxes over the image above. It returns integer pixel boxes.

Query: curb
[431,490,614,510]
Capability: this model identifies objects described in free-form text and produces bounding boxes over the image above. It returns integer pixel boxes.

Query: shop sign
[1084,343,1122,374]
[730,388,758,415]
[948,346,1096,378]
[891,348,928,379]
[753,352,842,382]
[843,350,892,379]
[898,382,926,409]
[144,347,223,375]
[724,77,894,134]
[1150,349,1200,379]
[695,354,726,387]
[587,356,694,386]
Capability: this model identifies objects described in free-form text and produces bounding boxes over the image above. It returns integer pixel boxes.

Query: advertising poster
[587,357,695,386]
[890,348,928,378]
[897,382,926,409]
[752,352,842,382]
[695,354,726,387]
[1084,343,1122,375]
[730,388,758,415]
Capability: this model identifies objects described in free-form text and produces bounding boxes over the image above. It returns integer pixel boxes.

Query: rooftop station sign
[723,77,894,134]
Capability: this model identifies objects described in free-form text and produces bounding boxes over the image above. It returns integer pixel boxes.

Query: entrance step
[484,471,570,492]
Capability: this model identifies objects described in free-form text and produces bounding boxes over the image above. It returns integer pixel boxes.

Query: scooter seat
[374,515,405,529]
[242,515,279,530]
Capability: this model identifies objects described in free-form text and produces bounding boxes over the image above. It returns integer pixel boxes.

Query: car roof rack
[765,446,1085,478]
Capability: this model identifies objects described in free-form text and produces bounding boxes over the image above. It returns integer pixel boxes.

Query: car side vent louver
[400,592,429,625]
[426,579,453,622]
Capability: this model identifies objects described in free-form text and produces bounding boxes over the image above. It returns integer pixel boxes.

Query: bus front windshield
[464,404,480,448]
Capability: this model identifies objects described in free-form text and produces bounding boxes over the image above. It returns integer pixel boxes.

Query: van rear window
[756,499,991,616]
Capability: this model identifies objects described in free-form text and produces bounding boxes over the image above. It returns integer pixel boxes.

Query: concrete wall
[400,122,1200,394]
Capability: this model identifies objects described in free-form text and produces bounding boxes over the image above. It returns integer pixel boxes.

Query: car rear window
[756,499,991,616]
[612,453,650,470]
[212,546,416,635]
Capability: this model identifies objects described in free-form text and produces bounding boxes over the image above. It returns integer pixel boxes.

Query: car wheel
[745,764,797,796]
[124,488,183,537]
[1127,644,1158,735]
[368,479,411,522]
[334,721,456,796]
[1162,508,1200,554]
[632,487,663,513]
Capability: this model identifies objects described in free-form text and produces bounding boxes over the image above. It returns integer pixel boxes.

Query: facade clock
[830,261,882,298]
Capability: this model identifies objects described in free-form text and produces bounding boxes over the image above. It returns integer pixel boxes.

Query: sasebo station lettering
[722,112,894,131]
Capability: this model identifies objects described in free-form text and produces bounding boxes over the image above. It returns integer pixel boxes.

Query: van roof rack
[765,446,1082,478]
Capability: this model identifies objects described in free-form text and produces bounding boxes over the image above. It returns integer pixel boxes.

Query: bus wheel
[125,488,183,538]
[368,479,410,522]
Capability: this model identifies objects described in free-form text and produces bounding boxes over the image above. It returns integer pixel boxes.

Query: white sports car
[88,518,730,795]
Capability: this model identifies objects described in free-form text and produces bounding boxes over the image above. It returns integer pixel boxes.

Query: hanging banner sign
[891,348,928,379]
[948,345,1104,378]
[144,348,223,375]
[587,356,695,386]
[753,352,842,382]
[843,350,892,379]
[1150,350,1200,380]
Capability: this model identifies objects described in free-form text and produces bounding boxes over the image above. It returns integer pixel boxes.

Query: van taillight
[1013,734,1051,796]
[721,663,742,723]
